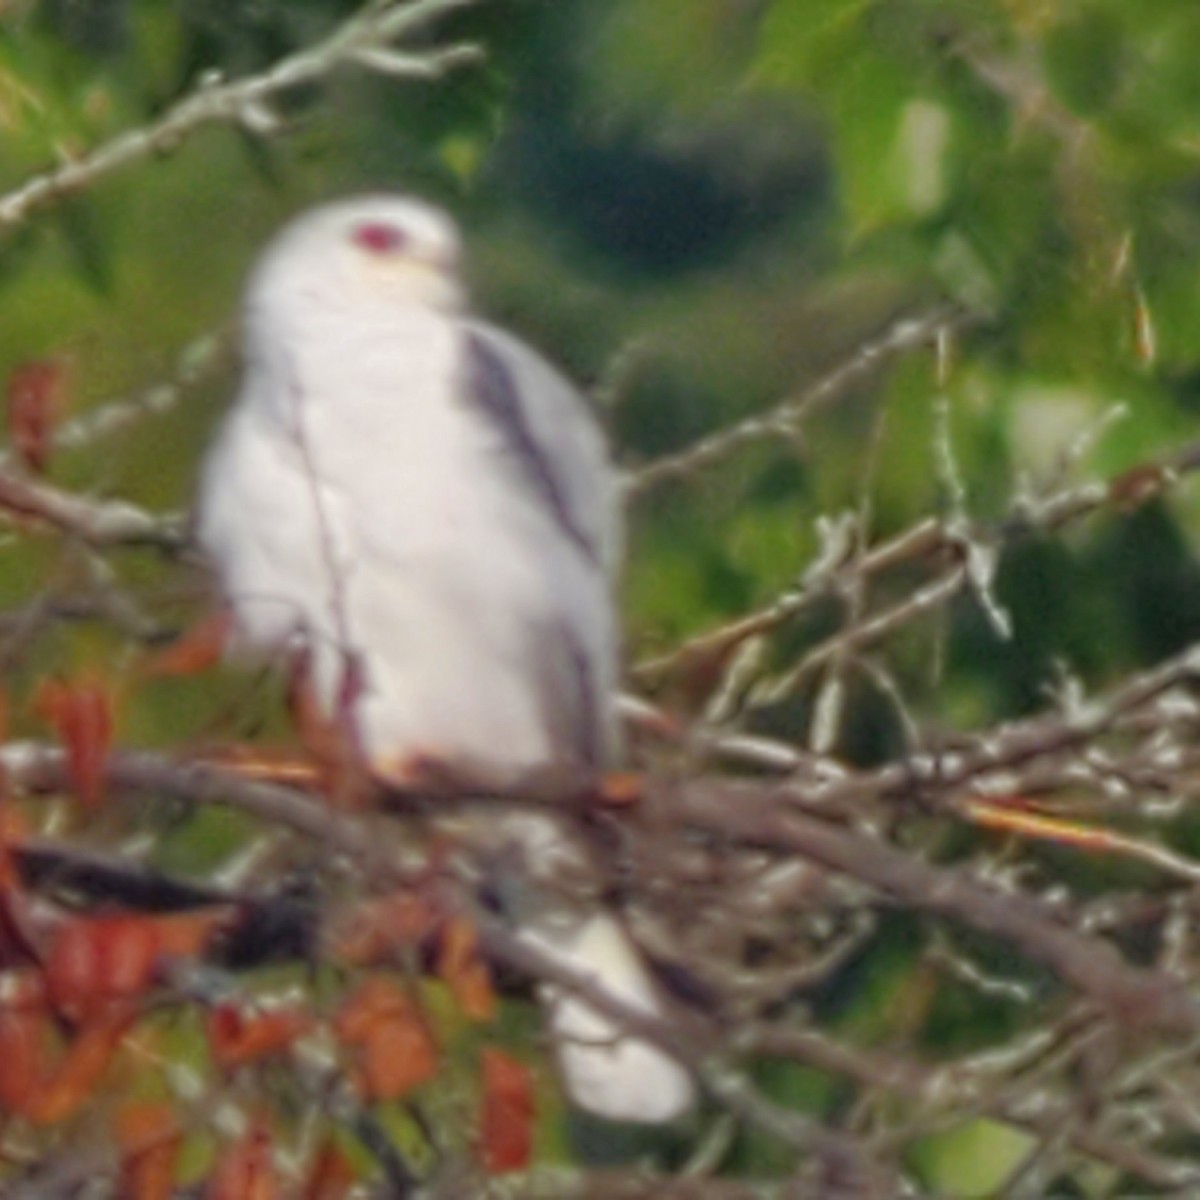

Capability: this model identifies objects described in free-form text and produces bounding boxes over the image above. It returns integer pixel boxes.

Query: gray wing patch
[530,617,608,769]
[464,331,600,565]
[561,621,602,768]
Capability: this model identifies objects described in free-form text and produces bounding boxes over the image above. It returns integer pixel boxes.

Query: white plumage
[195,194,694,1123]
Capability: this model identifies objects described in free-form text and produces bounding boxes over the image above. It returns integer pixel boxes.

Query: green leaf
[1042,7,1126,118]
[51,194,116,293]
[912,1119,1036,1196]
[753,0,872,91]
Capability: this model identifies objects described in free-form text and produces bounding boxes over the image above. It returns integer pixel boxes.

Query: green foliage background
[2,0,1200,1192]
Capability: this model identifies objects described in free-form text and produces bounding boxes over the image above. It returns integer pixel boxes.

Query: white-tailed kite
[195,195,695,1124]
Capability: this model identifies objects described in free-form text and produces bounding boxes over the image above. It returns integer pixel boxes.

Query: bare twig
[810,642,1200,812]
[636,435,1200,685]
[745,1024,1200,1189]
[46,329,229,458]
[748,566,966,710]
[624,306,970,499]
[0,466,184,548]
[668,778,1200,1032]
[0,0,480,229]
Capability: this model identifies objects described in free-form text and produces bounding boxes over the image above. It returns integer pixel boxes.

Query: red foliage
[7,358,67,475]
[148,908,233,959]
[597,770,645,807]
[334,975,439,1102]
[331,888,439,966]
[0,982,48,1115]
[34,675,115,809]
[284,651,372,809]
[23,1003,135,1125]
[302,1139,356,1200]
[208,1121,279,1200]
[141,611,230,678]
[207,1002,315,1071]
[0,804,41,967]
[116,1101,182,1200]
[46,914,161,1019]
[437,916,496,1022]
[479,1048,535,1174]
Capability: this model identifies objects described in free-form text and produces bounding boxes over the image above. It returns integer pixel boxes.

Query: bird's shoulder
[461,319,621,574]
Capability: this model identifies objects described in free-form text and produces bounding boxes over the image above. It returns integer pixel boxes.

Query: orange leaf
[199,747,323,790]
[117,1101,182,1200]
[142,612,230,678]
[479,1048,535,1174]
[26,1003,135,1125]
[208,1002,314,1071]
[0,999,49,1115]
[0,806,40,967]
[302,1140,356,1200]
[598,771,644,807]
[35,676,115,809]
[47,914,161,1019]
[0,805,24,868]
[437,917,495,1022]
[208,1121,279,1200]
[7,359,67,475]
[334,976,438,1102]
[285,654,371,810]
[964,798,1129,852]
[961,797,1200,880]
[150,908,234,959]
[331,889,439,966]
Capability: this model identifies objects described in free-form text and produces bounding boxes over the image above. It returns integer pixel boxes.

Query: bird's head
[245,194,466,334]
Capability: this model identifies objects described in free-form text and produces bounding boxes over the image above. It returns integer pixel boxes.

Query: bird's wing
[462,320,621,578]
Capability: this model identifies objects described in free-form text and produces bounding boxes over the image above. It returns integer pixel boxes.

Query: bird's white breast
[198,307,613,777]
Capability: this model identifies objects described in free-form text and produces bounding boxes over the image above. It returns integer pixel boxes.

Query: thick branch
[8,738,1200,1036]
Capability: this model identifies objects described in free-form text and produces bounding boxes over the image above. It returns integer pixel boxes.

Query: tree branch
[0,0,481,229]
[0,467,184,549]
[624,306,970,499]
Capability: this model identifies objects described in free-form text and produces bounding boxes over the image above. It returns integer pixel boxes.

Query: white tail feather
[520,910,695,1123]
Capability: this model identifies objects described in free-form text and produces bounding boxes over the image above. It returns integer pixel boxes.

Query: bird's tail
[518,906,696,1124]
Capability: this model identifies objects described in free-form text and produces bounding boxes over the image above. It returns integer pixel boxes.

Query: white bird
[195,194,695,1124]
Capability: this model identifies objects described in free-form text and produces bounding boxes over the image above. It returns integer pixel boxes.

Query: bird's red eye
[352,222,408,254]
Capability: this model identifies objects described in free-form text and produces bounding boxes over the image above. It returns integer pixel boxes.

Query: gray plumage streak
[195,195,694,1123]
